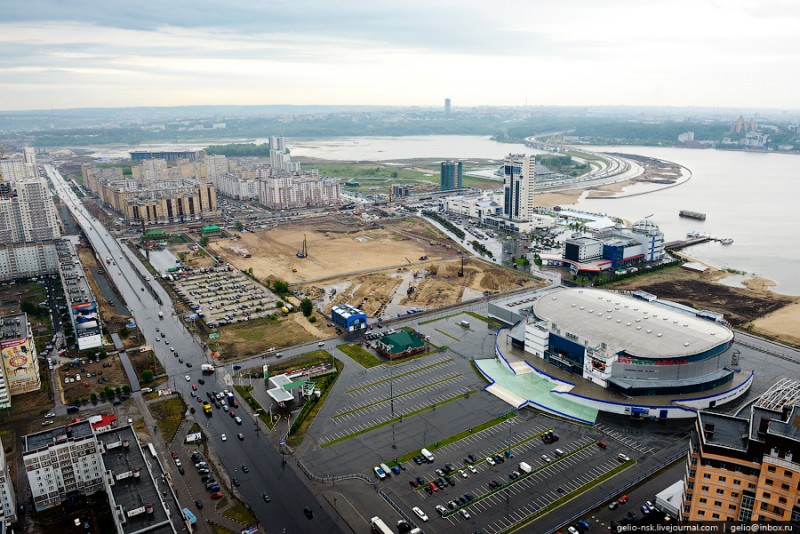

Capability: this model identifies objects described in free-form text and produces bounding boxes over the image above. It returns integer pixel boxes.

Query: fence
[293,456,371,484]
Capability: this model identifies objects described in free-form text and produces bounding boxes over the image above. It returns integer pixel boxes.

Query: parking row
[333,371,464,416]
[344,357,456,397]
[320,386,472,444]
[594,422,656,454]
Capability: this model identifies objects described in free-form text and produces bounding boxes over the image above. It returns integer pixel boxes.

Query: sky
[1,0,798,111]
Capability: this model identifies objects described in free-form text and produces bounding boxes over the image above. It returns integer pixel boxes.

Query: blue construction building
[331,304,367,332]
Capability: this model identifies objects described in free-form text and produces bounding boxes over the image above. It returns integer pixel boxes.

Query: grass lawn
[336,343,384,368]
[209,525,235,534]
[222,502,257,525]
[211,316,315,358]
[149,396,187,442]
[464,311,505,328]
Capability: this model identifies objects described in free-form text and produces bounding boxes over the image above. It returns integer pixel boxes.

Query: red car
[619,495,628,504]
[232,400,239,408]
[191,384,198,391]
[229,410,236,418]
[429,482,439,492]
[170,451,178,459]
[210,492,224,499]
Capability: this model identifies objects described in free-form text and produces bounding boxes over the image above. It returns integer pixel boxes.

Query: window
[729,504,737,510]
[719,476,727,482]
[704,473,712,479]
[784,470,792,478]
[779,497,787,504]
[700,498,708,504]
[715,501,722,507]
[702,485,710,492]
[732,492,739,498]
[763,492,771,499]
[698,510,706,517]
[717,489,725,495]
[712,513,720,519]
[765,479,774,486]
[767,466,776,473]
[761,502,769,510]
[781,483,789,491]
[733,479,741,486]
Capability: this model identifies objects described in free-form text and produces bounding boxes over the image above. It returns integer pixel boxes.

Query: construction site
[206,215,543,316]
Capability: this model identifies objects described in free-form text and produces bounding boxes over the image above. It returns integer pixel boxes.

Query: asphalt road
[47,165,340,533]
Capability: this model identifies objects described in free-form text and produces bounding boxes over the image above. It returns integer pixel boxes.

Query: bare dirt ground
[750,301,800,347]
[208,215,460,284]
[608,267,796,327]
[304,258,543,317]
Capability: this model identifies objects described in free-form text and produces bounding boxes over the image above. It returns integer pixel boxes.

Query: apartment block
[683,401,800,522]
[0,436,17,526]
[0,312,41,403]
[502,154,536,222]
[257,170,339,209]
[23,421,105,511]
[0,178,60,245]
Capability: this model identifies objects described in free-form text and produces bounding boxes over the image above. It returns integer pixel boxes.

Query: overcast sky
[1,0,797,111]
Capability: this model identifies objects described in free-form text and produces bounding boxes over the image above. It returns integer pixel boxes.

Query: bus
[147,443,157,459]
[182,508,196,525]
[370,516,392,534]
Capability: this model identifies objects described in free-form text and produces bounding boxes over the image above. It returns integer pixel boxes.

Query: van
[618,453,631,462]
[379,463,392,477]
[459,320,470,328]
[554,448,565,457]
[66,405,79,413]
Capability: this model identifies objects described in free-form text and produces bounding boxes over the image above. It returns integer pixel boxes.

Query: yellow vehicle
[202,402,212,415]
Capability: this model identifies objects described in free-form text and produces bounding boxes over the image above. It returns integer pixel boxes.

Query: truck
[158,311,163,319]
[202,402,212,415]
[519,462,532,474]
[201,364,215,374]
[420,448,435,463]
[227,392,235,404]
[379,463,392,477]
[105,257,111,265]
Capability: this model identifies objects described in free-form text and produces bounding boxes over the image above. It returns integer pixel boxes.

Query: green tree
[118,325,129,338]
[300,298,313,317]
[122,385,131,395]
[199,235,210,247]
[235,221,244,231]
[140,369,154,382]
[90,392,98,403]
[309,316,316,323]
[272,280,289,295]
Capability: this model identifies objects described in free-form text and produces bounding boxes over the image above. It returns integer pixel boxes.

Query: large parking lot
[170,265,278,327]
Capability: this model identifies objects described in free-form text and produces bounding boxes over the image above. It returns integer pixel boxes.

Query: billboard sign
[72,302,102,350]
[1,337,41,395]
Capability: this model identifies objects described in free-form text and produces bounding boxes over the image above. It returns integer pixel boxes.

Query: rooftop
[96,426,174,534]
[698,411,750,452]
[767,404,800,443]
[24,420,95,452]
[378,330,425,354]
[533,288,733,359]
[0,313,29,340]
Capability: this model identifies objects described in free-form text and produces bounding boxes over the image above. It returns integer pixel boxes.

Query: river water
[288,137,800,296]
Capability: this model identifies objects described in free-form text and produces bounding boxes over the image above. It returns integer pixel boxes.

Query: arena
[476,287,753,423]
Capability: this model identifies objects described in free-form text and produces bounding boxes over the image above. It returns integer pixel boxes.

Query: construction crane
[296,234,307,258]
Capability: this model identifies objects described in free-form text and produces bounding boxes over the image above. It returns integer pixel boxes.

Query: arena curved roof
[533,287,733,359]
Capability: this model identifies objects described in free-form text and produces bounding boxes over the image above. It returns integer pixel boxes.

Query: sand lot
[208,217,457,284]
[299,257,544,318]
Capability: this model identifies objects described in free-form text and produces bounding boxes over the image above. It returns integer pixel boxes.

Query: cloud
[0,0,798,109]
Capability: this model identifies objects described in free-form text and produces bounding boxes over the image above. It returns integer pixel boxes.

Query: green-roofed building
[376,330,426,360]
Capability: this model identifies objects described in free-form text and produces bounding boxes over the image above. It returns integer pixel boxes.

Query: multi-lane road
[46,165,339,533]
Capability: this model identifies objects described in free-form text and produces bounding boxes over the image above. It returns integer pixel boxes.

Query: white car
[221,434,227,442]
[459,470,469,478]
[412,507,428,522]
[468,465,477,474]
[41,420,54,426]
[486,456,496,466]
[541,454,552,463]
[185,375,191,381]
[435,504,447,515]
[45,412,56,418]
[459,509,471,519]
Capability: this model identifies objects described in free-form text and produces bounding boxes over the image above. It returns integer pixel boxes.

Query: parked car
[412,507,428,522]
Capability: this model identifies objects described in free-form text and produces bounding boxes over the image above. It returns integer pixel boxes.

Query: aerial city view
[1,2,800,534]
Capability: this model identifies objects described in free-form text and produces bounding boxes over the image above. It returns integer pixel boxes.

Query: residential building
[257,170,339,209]
[268,136,300,172]
[130,150,200,162]
[82,165,124,193]
[0,313,41,401]
[744,131,771,149]
[23,421,105,511]
[0,158,34,183]
[56,240,102,351]
[440,160,463,191]
[204,155,228,186]
[216,173,258,200]
[131,159,169,182]
[0,242,59,281]
[677,131,695,143]
[683,400,800,522]
[443,193,502,220]
[88,178,217,223]
[0,436,17,526]
[502,154,536,222]
[444,98,451,114]
[22,147,37,167]
[391,184,410,198]
[0,177,60,245]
